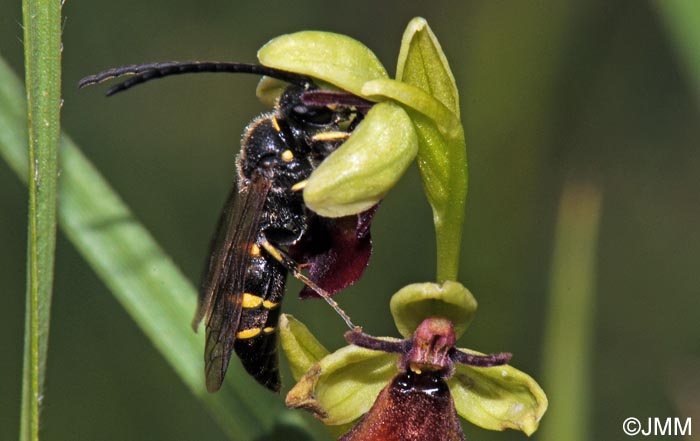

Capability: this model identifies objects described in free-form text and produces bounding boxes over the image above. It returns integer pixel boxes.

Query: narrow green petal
[286,343,398,425]
[392,18,467,283]
[255,77,289,108]
[389,281,477,339]
[396,17,460,118]
[449,350,548,436]
[279,314,330,381]
[258,31,388,97]
[303,101,418,217]
[361,78,460,138]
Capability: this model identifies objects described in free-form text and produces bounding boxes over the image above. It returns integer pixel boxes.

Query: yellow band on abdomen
[241,293,263,308]
[236,328,262,339]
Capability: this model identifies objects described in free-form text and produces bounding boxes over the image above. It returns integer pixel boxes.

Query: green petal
[258,31,388,97]
[303,101,418,217]
[396,17,460,118]
[361,78,460,138]
[279,314,330,381]
[389,281,477,339]
[285,342,399,425]
[449,350,548,436]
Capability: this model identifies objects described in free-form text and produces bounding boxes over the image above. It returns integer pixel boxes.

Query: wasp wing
[193,170,271,392]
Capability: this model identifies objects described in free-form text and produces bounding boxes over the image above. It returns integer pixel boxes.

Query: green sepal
[449,349,548,436]
[396,17,460,118]
[285,341,398,425]
[279,314,330,381]
[392,18,468,283]
[389,281,477,339]
[257,31,389,97]
[303,101,418,217]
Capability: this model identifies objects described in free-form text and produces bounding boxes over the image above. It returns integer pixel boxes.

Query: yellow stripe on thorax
[271,115,281,132]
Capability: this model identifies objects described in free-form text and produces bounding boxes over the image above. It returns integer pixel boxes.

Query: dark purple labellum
[340,371,463,441]
[340,317,512,440]
[290,206,377,298]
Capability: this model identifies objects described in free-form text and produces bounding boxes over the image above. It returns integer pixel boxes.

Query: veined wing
[193,169,271,392]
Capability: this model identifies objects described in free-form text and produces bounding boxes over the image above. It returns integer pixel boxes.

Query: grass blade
[540,180,602,441]
[20,0,62,439]
[656,0,700,102]
[0,55,291,440]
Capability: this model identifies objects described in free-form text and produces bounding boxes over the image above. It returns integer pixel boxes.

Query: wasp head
[278,85,368,164]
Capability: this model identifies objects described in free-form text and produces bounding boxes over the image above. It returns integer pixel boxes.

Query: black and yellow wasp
[80,62,375,392]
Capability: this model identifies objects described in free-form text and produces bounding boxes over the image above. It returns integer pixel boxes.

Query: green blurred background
[1,1,699,440]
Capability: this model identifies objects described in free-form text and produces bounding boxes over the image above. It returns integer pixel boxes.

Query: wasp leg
[311,131,351,142]
[291,180,307,192]
[259,239,360,331]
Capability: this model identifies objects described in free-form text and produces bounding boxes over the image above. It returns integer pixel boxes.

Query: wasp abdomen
[233,242,287,391]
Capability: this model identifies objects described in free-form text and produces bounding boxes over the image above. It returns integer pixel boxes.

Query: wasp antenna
[78,61,315,96]
[289,270,359,331]
[344,330,409,353]
[451,349,512,367]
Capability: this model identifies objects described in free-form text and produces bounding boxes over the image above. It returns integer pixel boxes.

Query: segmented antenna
[79,61,314,96]
[451,349,512,367]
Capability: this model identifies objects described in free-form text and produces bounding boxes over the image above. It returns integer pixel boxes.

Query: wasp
[80,61,376,392]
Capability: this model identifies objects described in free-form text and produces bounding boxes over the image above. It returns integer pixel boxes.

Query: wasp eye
[292,105,334,125]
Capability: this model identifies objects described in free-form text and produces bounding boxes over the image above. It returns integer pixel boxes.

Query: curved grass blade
[20,0,62,439]
[656,0,700,102]
[0,56,299,440]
